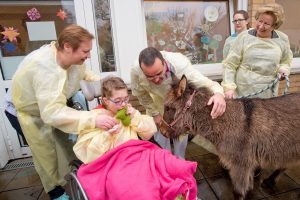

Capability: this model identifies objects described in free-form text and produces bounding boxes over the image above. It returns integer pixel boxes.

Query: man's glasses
[232,19,246,24]
[108,97,129,106]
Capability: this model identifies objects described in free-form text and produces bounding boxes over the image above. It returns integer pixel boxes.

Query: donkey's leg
[261,168,286,188]
[229,166,253,200]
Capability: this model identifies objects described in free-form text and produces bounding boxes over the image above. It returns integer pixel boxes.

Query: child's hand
[107,124,121,134]
[126,104,136,117]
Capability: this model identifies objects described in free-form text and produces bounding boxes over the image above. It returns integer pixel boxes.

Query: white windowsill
[194,57,300,80]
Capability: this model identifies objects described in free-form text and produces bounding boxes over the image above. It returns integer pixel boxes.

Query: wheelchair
[67,80,100,200]
[67,80,164,200]
[68,160,88,200]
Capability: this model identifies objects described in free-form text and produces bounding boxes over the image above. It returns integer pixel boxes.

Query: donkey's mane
[185,82,213,101]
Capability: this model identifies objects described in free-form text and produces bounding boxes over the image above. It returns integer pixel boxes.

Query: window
[93,0,116,72]
[0,0,76,80]
[277,0,300,58]
[144,1,230,64]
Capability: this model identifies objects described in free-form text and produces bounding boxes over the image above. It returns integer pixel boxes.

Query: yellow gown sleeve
[221,32,245,91]
[32,64,98,134]
[276,31,293,75]
[130,110,157,140]
[169,52,224,95]
[223,36,236,59]
[73,110,115,164]
[73,128,113,164]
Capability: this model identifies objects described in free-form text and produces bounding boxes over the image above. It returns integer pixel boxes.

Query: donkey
[160,75,300,200]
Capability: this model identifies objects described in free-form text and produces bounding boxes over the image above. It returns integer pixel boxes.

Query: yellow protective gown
[73,108,157,164]
[131,51,223,154]
[12,42,100,192]
[222,29,292,98]
[223,33,237,59]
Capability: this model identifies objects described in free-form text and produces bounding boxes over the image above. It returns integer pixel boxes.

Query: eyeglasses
[256,20,273,29]
[232,19,245,24]
[144,63,166,81]
[108,97,129,106]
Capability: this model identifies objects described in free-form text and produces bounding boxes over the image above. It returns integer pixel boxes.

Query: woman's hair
[57,24,94,51]
[234,10,251,29]
[101,76,128,98]
[255,3,285,29]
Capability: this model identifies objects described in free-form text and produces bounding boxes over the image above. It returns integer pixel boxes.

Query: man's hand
[224,89,235,99]
[207,93,226,119]
[95,114,118,130]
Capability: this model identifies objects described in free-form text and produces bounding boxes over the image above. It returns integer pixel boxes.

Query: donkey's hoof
[261,178,276,188]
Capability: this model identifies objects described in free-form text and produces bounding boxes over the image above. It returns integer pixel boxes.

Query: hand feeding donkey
[160,75,300,200]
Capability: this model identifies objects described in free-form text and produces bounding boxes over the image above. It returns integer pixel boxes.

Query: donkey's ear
[176,75,187,97]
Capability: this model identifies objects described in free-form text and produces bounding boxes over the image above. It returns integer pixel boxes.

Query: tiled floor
[0,141,299,200]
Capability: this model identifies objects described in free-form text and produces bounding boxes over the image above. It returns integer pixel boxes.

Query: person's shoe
[54,192,69,200]
[254,168,262,178]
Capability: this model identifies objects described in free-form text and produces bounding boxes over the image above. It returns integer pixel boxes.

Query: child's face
[103,88,129,114]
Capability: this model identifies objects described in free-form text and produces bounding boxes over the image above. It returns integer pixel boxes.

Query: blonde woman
[222,3,293,99]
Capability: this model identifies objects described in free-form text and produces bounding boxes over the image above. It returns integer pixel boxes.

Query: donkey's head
[160,75,211,138]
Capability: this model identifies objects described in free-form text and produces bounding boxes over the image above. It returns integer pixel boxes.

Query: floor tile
[206,173,265,200]
[259,172,300,197]
[261,188,300,200]
[0,185,43,200]
[0,169,20,192]
[38,190,49,200]
[186,141,210,157]
[197,179,218,200]
[5,167,42,190]
[285,165,300,185]
[194,165,204,181]
[193,153,224,178]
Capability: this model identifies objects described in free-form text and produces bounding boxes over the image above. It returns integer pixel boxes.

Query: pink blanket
[77,140,197,200]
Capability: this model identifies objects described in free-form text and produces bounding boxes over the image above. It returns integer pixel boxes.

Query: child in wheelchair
[73,76,157,163]
[73,76,198,200]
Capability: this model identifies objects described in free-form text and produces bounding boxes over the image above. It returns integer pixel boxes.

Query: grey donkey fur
[160,75,300,200]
